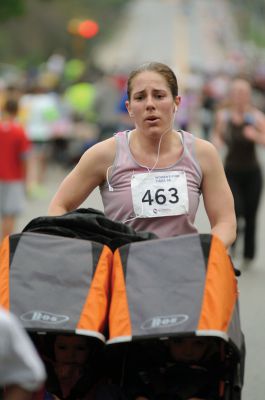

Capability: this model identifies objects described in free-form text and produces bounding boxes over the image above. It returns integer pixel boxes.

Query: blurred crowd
[0,57,139,196]
[0,54,264,143]
[1,52,265,164]
[1,53,265,160]
[1,51,265,260]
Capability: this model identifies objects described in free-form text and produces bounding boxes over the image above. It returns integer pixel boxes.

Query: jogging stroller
[105,233,245,400]
[0,227,114,400]
[0,210,244,400]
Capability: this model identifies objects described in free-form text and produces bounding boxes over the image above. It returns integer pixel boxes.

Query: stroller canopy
[0,232,112,342]
[0,208,156,342]
[108,233,242,354]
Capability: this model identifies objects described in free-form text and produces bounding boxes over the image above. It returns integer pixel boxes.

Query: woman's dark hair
[127,62,178,100]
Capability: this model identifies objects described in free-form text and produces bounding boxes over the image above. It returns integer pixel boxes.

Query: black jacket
[22,208,157,252]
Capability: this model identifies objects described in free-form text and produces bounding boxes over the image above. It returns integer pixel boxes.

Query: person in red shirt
[0,98,32,240]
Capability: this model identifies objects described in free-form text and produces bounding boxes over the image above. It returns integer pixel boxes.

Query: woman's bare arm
[196,138,237,249]
[243,108,265,145]
[48,138,116,216]
[211,109,227,149]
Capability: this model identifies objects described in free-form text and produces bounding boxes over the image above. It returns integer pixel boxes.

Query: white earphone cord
[123,121,175,223]
[106,165,114,191]
[146,122,174,173]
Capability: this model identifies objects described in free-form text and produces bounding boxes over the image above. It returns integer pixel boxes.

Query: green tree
[230,0,265,46]
[0,0,25,21]
[0,0,131,66]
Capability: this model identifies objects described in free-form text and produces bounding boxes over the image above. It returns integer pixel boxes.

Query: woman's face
[54,335,90,366]
[230,80,251,107]
[126,71,180,135]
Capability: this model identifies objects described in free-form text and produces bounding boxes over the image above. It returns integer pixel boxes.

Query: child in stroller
[121,336,224,400]
[34,333,105,400]
[102,333,242,400]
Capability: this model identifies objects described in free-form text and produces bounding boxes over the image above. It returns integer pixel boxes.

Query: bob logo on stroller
[141,314,189,330]
[21,311,69,324]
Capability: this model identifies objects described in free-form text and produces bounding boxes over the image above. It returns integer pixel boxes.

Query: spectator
[212,78,265,268]
[0,307,46,400]
[0,98,31,241]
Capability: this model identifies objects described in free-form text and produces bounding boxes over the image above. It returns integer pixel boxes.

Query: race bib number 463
[131,171,189,218]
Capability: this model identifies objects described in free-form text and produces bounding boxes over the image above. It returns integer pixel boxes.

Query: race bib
[131,171,189,218]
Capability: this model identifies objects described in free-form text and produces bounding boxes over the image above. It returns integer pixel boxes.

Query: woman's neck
[129,129,183,168]
[131,128,177,151]
[231,104,251,115]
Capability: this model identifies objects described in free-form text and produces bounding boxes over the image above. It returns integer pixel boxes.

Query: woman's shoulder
[194,137,221,171]
[181,130,217,159]
[194,136,217,153]
[81,136,117,166]
[87,131,128,156]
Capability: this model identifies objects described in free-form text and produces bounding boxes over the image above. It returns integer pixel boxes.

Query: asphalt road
[94,0,239,78]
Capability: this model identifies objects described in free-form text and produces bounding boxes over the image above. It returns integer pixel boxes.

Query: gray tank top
[100,130,202,238]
